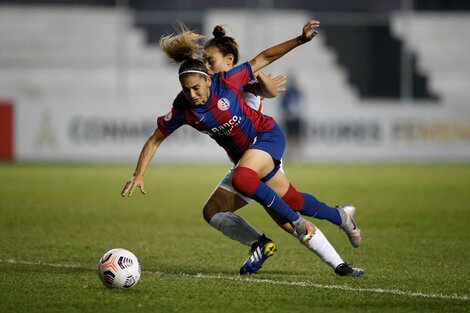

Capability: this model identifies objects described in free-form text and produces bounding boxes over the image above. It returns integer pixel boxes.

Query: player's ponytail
[159,22,208,78]
[204,25,240,66]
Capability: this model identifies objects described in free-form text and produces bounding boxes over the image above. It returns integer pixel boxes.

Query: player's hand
[121,176,146,197]
[300,19,320,43]
[270,74,287,94]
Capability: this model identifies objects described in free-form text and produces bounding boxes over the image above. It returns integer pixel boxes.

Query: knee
[202,198,221,224]
[232,166,260,197]
[203,189,230,223]
[203,187,250,223]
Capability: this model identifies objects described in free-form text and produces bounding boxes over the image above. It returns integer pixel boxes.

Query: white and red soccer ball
[98,248,141,289]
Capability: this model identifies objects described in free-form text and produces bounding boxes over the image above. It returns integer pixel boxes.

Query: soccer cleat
[293,218,316,245]
[239,234,277,275]
[334,263,365,277]
[338,205,362,248]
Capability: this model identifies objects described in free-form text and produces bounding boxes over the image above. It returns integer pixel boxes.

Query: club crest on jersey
[217,98,230,111]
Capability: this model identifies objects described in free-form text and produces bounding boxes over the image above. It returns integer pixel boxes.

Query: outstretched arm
[121,127,167,197]
[248,20,319,73]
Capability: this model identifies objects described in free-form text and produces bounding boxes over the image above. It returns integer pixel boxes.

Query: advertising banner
[14,101,229,163]
[11,100,470,163]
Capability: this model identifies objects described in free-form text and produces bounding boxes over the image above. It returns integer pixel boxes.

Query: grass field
[1,163,469,313]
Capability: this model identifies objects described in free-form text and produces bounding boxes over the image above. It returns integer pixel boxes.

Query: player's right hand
[121,176,146,197]
[300,19,320,43]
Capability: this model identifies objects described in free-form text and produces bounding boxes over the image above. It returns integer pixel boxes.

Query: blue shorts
[249,123,285,181]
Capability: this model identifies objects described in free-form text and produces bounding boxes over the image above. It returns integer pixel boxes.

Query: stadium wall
[8,98,470,164]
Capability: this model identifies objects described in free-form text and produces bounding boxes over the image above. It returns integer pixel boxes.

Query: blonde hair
[159,22,205,63]
[159,22,209,78]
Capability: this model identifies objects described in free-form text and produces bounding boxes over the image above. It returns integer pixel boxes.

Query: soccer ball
[98,248,141,289]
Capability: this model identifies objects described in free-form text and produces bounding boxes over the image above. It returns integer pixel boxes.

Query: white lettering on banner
[306,119,381,145]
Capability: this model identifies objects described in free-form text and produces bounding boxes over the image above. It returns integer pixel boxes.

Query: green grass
[1,163,469,312]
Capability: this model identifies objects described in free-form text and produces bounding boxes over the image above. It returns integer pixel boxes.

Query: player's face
[180,74,211,106]
[204,46,233,74]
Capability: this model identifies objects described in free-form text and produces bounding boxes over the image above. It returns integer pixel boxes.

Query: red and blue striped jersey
[157,62,276,163]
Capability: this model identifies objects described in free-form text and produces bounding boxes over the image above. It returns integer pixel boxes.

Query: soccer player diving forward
[121,19,364,277]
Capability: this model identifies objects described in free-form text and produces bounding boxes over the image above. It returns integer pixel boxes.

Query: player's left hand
[300,19,320,43]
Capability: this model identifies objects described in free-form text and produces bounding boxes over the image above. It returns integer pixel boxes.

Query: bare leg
[203,186,262,246]
[203,187,248,223]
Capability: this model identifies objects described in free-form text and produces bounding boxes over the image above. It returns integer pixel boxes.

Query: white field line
[1,258,468,302]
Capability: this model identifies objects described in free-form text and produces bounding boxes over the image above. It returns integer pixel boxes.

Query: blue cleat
[240,234,277,275]
[335,262,365,277]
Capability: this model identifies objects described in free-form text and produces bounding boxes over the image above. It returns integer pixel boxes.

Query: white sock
[304,223,344,269]
[209,212,261,246]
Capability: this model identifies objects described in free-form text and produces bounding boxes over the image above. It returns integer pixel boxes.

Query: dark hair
[204,25,240,65]
[178,58,208,77]
[159,22,209,78]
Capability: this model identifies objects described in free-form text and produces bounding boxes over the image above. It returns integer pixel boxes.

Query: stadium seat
[391,13,470,106]
[0,6,178,103]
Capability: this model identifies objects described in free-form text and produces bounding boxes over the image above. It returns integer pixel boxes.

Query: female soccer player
[201,24,362,275]
[121,20,364,277]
